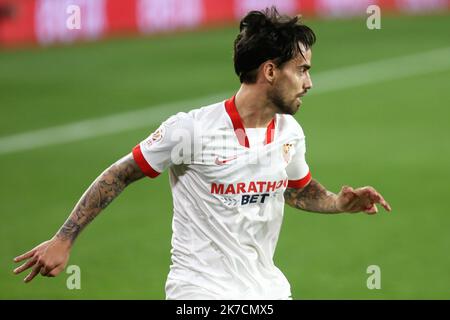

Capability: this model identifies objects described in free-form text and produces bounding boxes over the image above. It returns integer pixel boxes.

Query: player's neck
[234,86,277,128]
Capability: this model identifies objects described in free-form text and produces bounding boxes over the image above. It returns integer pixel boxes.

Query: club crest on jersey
[145,126,164,147]
[282,143,293,163]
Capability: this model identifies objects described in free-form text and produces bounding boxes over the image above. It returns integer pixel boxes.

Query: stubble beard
[268,89,299,115]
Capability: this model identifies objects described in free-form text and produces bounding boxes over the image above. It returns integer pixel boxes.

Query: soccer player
[13,7,391,299]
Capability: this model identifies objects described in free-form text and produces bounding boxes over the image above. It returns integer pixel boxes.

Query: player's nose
[304,72,313,90]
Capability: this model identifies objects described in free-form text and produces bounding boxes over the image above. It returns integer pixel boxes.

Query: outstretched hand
[336,186,391,214]
[13,236,71,283]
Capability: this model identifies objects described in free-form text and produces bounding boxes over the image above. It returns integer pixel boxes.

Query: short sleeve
[285,131,312,189]
[132,112,193,178]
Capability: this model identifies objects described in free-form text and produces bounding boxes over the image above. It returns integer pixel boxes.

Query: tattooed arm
[284,179,339,213]
[56,153,144,243]
[284,179,391,214]
[13,153,145,282]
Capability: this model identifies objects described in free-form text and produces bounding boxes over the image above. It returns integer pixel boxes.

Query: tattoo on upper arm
[284,179,338,213]
[57,154,144,243]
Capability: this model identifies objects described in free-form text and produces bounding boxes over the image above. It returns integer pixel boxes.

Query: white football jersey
[132,96,311,299]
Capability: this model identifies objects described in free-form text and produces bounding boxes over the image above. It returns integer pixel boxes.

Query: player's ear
[262,60,276,84]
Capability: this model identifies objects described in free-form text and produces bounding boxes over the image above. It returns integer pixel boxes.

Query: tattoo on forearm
[56,154,144,243]
[284,179,340,213]
[58,217,81,241]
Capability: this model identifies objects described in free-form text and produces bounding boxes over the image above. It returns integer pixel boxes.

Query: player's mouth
[297,92,306,106]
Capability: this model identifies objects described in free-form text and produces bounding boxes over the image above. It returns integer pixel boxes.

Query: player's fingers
[40,264,53,276]
[367,190,391,212]
[367,189,382,202]
[353,188,378,209]
[355,187,375,199]
[341,186,357,204]
[13,256,38,275]
[364,204,378,215]
[13,249,36,263]
[360,187,392,212]
[351,188,371,205]
[41,265,55,277]
[47,266,64,277]
[341,185,354,195]
[24,264,42,283]
[378,196,392,212]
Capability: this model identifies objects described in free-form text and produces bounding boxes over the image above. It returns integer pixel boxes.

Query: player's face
[269,47,313,115]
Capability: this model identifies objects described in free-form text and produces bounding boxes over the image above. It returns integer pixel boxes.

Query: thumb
[364,204,378,214]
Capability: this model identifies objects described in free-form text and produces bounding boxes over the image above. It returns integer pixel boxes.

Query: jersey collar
[225,95,276,148]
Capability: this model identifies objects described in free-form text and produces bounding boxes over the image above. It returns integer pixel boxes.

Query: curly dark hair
[233,7,316,84]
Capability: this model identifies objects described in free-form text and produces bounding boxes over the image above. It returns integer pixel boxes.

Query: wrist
[53,233,74,249]
[332,193,345,213]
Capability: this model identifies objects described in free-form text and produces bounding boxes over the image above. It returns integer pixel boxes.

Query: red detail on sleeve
[132,144,160,178]
[287,171,312,189]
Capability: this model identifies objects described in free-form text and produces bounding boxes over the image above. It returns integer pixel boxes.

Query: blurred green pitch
[1,13,449,299]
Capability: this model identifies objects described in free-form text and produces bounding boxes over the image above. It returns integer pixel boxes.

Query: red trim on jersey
[287,171,312,189]
[132,144,161,178]
[225,95,276,148]
[265,118,276,144]
[225,96,249,148]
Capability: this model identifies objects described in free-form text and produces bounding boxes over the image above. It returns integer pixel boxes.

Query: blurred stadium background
[1,0,449,299]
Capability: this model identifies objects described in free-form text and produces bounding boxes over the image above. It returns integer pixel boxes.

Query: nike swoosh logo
[215,155,237,165]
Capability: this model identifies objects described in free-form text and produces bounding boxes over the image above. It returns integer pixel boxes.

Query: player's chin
[290,100,301,114]
[277,100,300,115]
